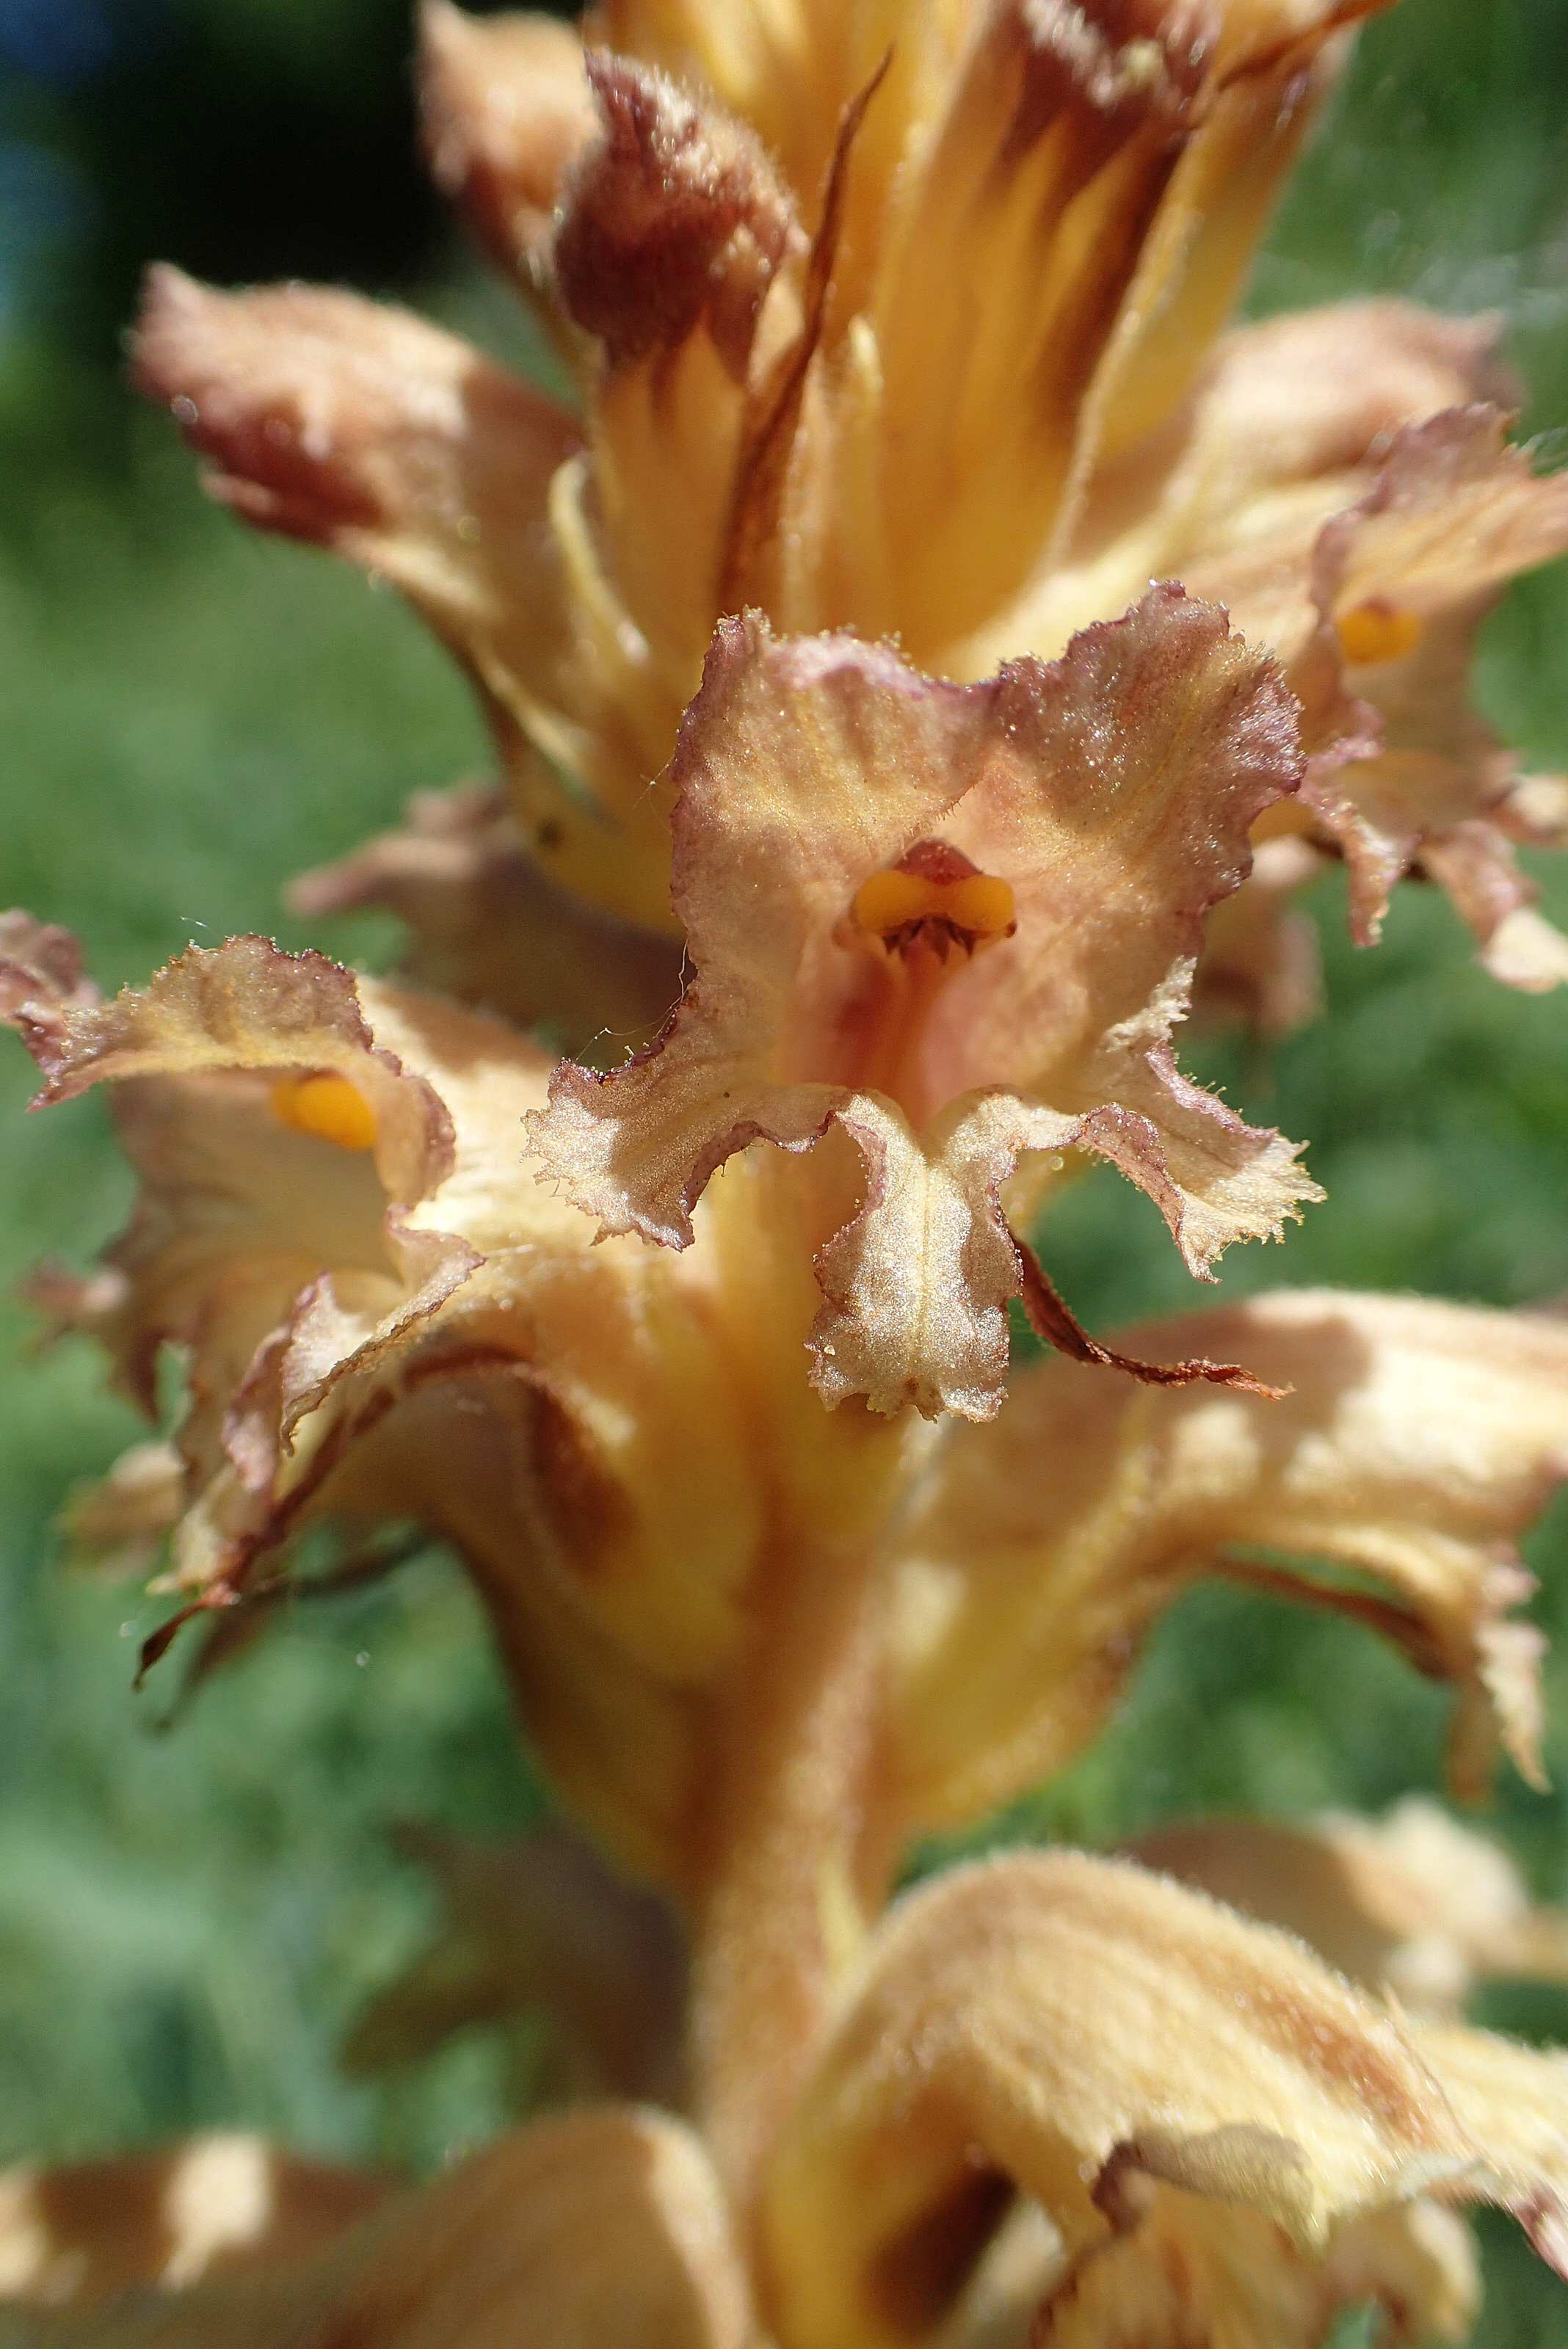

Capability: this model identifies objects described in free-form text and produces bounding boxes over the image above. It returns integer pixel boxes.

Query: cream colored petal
[761,1851,1567,2349]
[1,930,468,1497]
[812,1094,1076,1422]
[1130,1798,1568,2020]
[1187,403,1568,956]
[10,930,452,1199]
[929,589,1306,1104]
[4,933,764,1883]
[289,782,683,1056]
[817,1092,1285,1423]
[0,2136,390,2314]
[536,595,1306,1220]
[344,1821,687,2107]
[884,1290,1568,1837]
[968,297,1508,679]
[133,271,576,698]
[531,599,1313,1415]
[1413,2026,1568,2274]
[23,2113,749,2349]
[1304,406,1568,928]
[1313,404,1568,625]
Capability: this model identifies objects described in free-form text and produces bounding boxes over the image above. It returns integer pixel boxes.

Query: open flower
[0,917,774,1881]
[133,0,1568,1023]
[530,592,1319,1417]
[6,923,1567,1891]
[10,1851,1568,2348]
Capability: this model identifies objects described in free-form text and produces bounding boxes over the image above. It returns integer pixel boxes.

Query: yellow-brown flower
[131,0,1568,1023]
[530,592,1320,1418]
[4,914,1565,1891]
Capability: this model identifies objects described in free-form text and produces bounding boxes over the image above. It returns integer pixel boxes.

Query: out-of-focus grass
[1,0,1567,2334]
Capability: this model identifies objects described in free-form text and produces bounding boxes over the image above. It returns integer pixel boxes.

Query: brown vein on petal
[1016,1242,1285,1395]
[717,53,889,614]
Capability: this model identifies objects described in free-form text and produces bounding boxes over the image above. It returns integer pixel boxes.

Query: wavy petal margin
[531,596,1315,1416]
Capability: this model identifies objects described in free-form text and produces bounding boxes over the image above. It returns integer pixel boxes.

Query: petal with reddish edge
[532,598,1313,1415]
[928,587,1307,1104]
[814,1093,1286,1423]
[528,613,1009,1248]
[1,930,452,1206]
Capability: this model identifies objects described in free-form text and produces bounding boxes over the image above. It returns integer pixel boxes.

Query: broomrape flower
[7,714,1568,2339]
[7,4,1568,2345]
[131,0,1568,1035]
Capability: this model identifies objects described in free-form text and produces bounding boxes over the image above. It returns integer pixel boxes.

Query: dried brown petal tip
[556,57,801,374]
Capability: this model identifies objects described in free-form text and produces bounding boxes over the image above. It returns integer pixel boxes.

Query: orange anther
[271,1071,378,1152]
[850,841,1016,956]
[943,872,1017,940]
[851,867,935,937]
[1335,600,1423,667]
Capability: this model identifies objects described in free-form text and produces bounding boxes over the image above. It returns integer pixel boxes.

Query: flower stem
[687,1517,899,2209]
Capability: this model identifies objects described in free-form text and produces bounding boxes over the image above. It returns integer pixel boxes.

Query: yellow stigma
[852,854,1016,954]
[1335,600,1424,667]
[270,1071,378,1151]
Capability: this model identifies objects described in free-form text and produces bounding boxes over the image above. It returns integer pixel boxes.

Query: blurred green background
[1,0,1567,2338]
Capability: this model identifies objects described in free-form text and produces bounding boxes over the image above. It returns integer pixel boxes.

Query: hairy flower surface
[132,0,1568,1024]
[531,592,1321,1417]
[7,4,1568,2342]
[4,922,1567,1884]
[10,1852,1568,2347]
